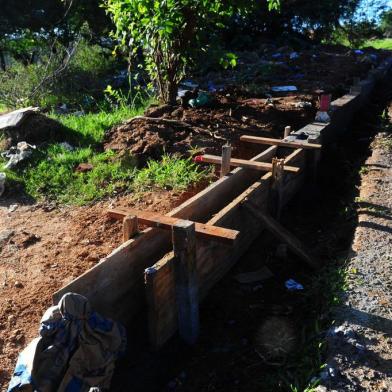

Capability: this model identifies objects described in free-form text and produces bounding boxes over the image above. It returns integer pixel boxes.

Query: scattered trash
[0,172,6,197]
[354,49,364,55]
[181,80,198,89]
[189,92,213,108]
[319,94,332,112]
[8,292,126,392]
[295,101,312,109]
[235,266,274,284]
[290,52,299,60]
[291,73,305,80]
[315,111,331,123]
[271,53,282,59]
[59,142,74,151]
[271,86,298,92]
[2,142,36,169]
[285,279,304,291]
[72,110,85,117]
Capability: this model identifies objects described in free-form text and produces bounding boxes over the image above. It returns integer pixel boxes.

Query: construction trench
[27,56,390,391]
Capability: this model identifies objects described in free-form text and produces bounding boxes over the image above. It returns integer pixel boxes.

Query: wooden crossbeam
[195,154,300,174]
[108,208,239,245]
[240,135,322,150]
[243,202,319,269]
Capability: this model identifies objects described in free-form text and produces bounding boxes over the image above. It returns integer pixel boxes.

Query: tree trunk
[167,80,178,106]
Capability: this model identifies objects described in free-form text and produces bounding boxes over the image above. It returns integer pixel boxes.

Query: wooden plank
[240,135,321,150]
[243,202,319,269]
[108,208,239,245]
[53,146,278,326]
[172,221,199,345]
[195,154,300,174]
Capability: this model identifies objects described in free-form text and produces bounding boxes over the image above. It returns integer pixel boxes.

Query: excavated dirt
[104,95,316,164]
[0,189,194,389]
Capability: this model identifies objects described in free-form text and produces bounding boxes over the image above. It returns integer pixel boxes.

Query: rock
[14,281,23,288]
[0,230,14,246]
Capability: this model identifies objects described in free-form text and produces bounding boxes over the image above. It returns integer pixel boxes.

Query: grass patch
[51,104,149,145]
[362,38,392,50]
[134,154,210,191]
[1,148,209,205]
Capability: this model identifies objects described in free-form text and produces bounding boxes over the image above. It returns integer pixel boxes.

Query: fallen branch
[128,116,226,140]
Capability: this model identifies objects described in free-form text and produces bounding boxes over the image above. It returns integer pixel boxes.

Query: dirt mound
[104,94,316,164]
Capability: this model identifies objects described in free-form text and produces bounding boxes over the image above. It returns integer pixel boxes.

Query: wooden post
[284,126,291,139]
[144,266,160,348]
[172,220,199,345]
[271,158,285,219]
[123,215,138,242]
[220,143,232,178]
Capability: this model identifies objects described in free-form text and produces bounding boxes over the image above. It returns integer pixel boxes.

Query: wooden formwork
[53,56,392,350]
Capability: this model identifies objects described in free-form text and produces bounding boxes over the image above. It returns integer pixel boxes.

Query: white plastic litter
[59,142,74,151]
[2,142,36,169]
[0,172,6,197]
[285,279,304,291]
[315,111,331,123]
[271,86,298,92]
[290,52,299,60]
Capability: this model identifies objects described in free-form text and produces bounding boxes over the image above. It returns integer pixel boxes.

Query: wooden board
[53,146,278,326]
[108,208,239,245]
[240,135,322,150]
[197,154,300,173]
[145,148,307,347]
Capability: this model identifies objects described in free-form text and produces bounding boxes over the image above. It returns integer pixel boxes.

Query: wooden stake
[123,215,138,242]
[221,143,232,178]
[271,158,285,219]
[172,220,199,345]
[243,202,318,269]
[284,126,291,139]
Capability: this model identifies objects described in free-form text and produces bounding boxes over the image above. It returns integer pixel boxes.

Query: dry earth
[0,189,193,389]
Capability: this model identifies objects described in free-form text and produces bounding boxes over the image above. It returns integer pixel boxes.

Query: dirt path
[319,133,392,391]
[0,190,190,389]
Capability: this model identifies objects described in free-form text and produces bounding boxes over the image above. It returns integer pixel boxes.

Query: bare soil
[0,190,193,389]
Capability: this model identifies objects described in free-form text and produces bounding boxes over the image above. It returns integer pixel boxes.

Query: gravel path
[319,133,392,391]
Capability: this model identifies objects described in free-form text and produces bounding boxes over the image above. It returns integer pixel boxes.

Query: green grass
[1,147,209,205]
[51,104,148,145]
[134,154,210,191]
[1,101,210,205]
[362,38,392,50]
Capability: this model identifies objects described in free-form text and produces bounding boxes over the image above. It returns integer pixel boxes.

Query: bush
[0,39,117,109]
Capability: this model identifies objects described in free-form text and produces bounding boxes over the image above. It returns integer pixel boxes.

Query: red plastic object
[194,155,204,163]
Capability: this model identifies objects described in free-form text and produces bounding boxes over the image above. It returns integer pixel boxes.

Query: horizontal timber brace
[108,208,239,245]
[195,154,300,174]
[240,135,322,150]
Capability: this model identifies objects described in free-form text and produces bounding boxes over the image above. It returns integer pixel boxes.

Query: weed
[134,154,212,192]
